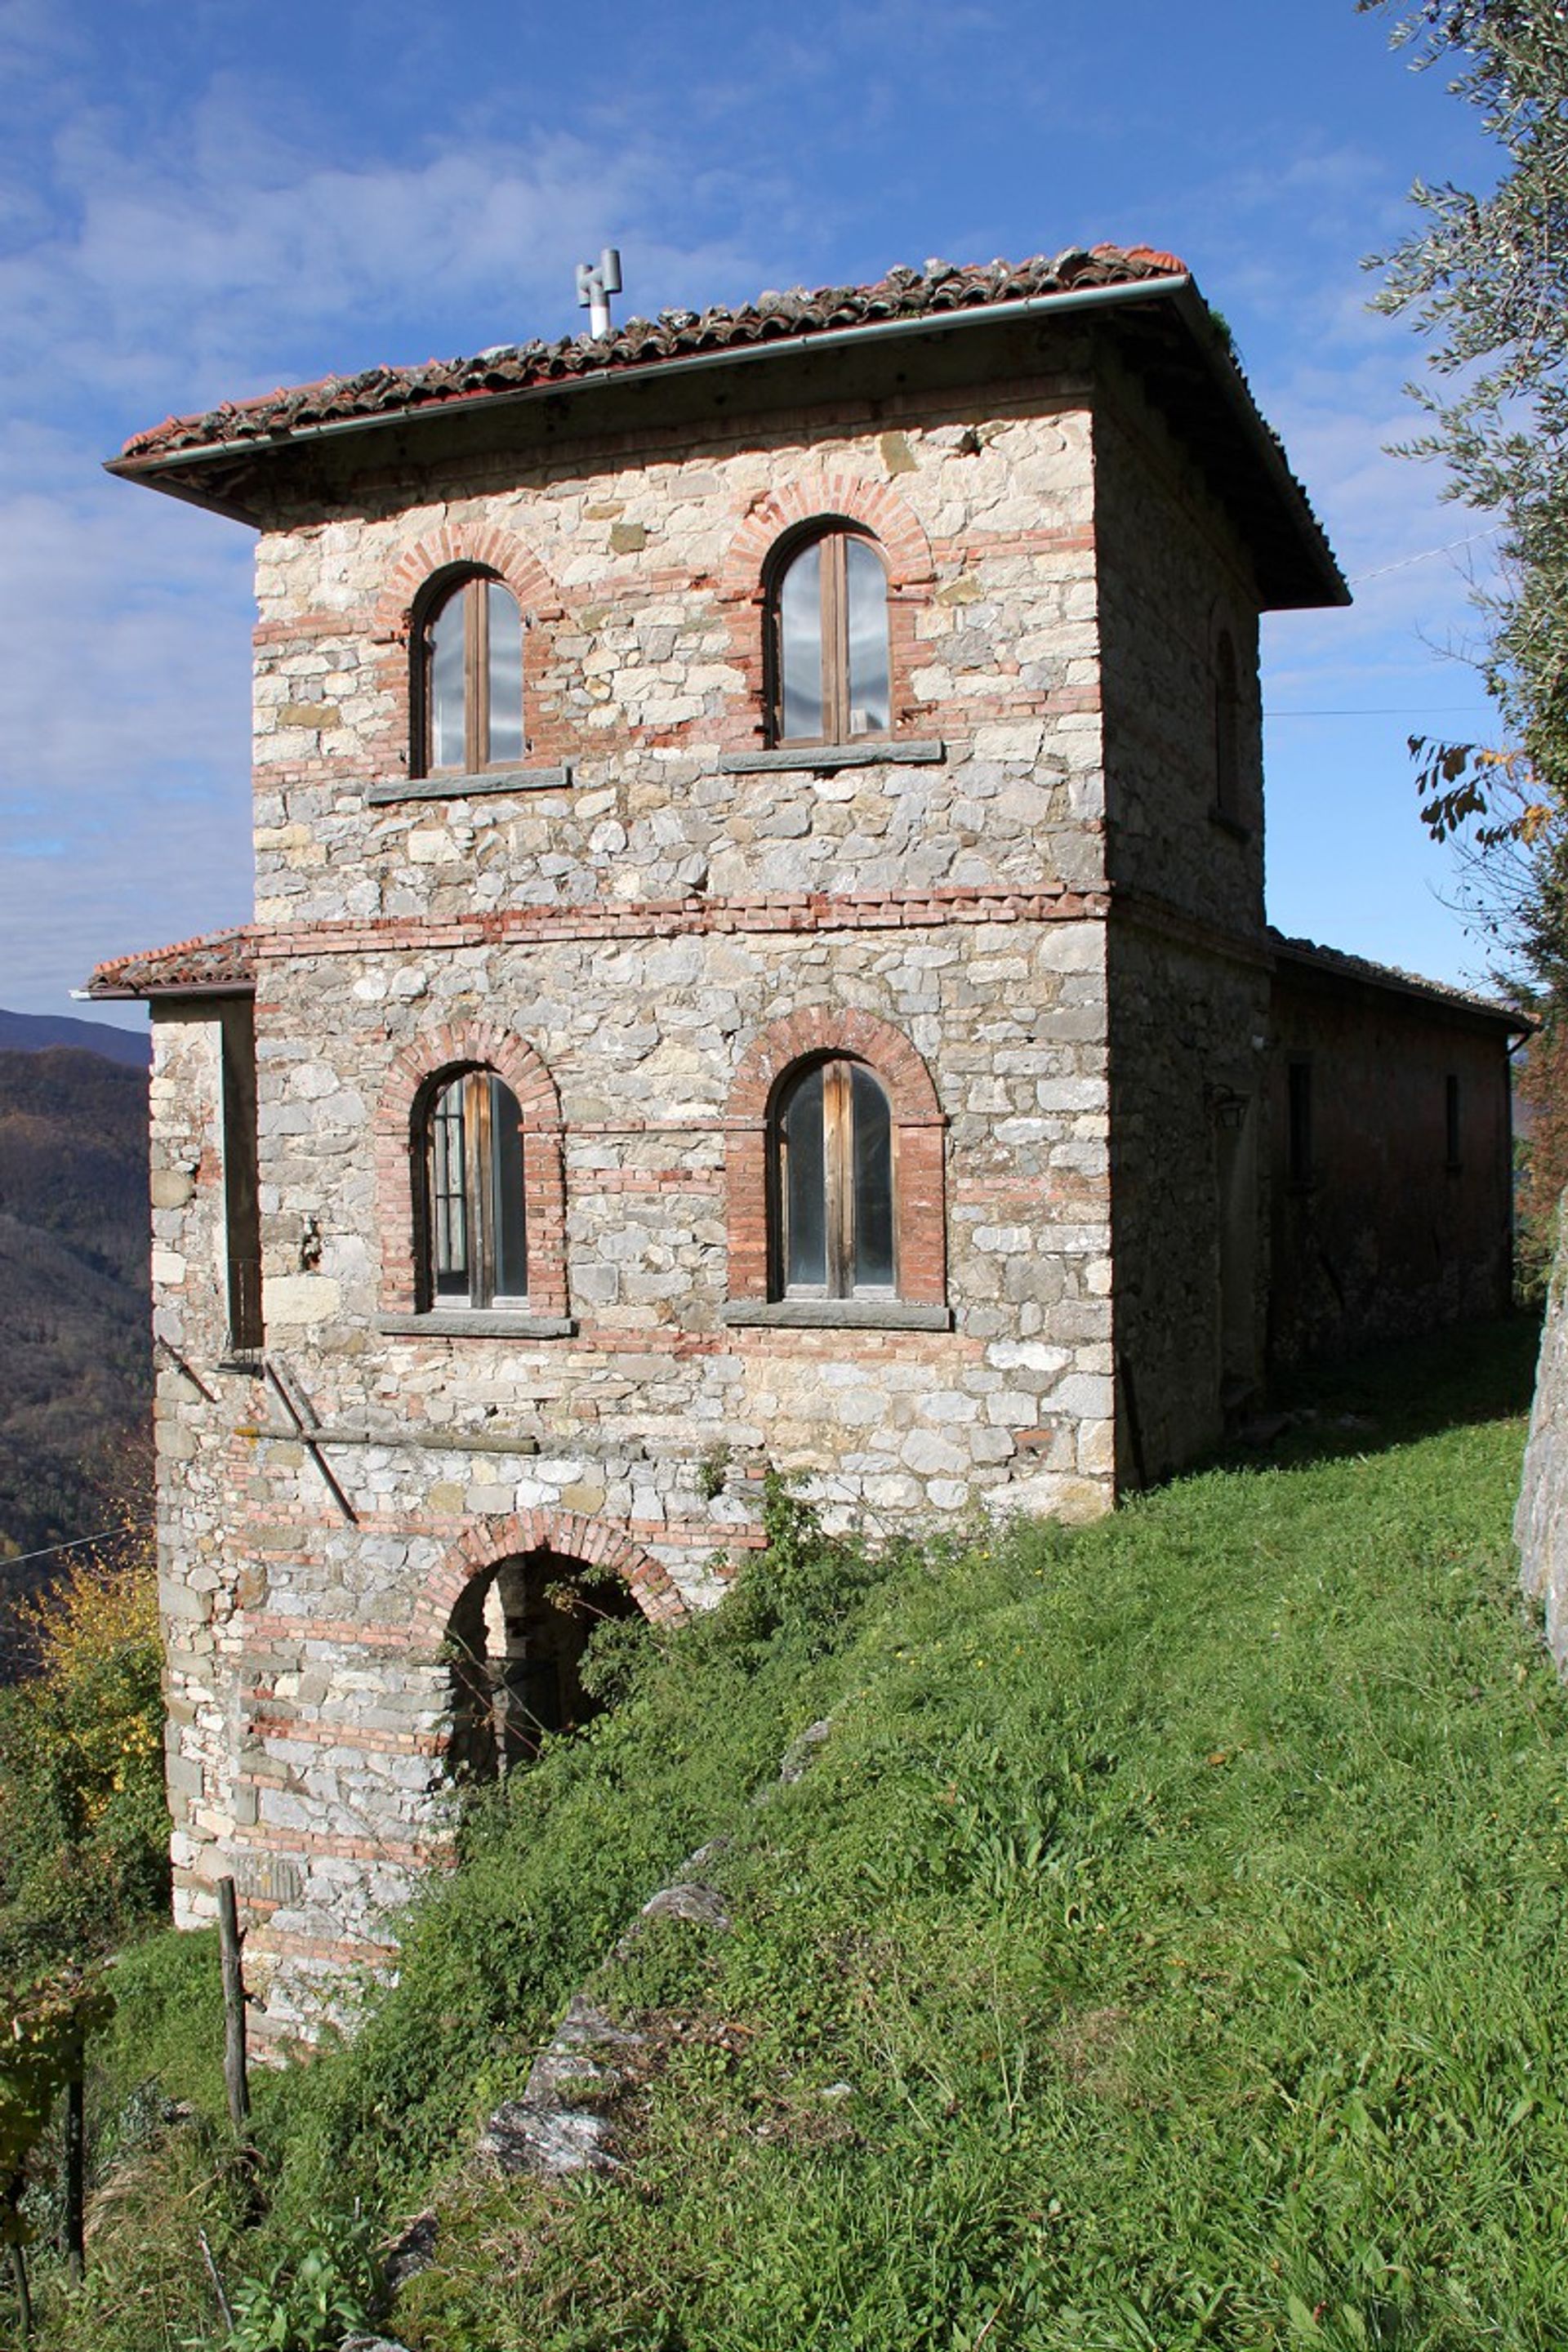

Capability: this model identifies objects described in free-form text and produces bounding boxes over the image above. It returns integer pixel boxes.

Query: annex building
[89,247,1521,2041]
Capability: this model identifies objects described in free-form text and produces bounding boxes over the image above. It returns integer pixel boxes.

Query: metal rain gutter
[105,270,1345,603]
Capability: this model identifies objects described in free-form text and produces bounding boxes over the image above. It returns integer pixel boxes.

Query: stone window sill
[1208,804,1252,842]
[717,740,945,777]
[367,765,572,805]
[720,1298,951,1331]
[377,1311,577,1339]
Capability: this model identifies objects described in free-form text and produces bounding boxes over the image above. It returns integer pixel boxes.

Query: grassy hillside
[0,1045,150,1595]
[20,1318,1566,2352]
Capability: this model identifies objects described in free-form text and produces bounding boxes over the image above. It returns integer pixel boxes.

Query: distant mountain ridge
[0,1006,149,1067]
[0,1044,151,1628]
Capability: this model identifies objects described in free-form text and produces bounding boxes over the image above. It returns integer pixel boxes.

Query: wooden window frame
[414,571,524,778]
[773,1055,898,1300]
[422,1068,528,1312]
[767,526,891,751]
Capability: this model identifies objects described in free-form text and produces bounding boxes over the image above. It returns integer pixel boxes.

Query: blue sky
[0,0,1508,1027]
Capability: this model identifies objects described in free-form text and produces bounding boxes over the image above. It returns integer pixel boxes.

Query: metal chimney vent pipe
[575,247,622,338]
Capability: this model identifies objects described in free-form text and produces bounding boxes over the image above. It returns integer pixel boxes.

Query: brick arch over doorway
[412,1509,688,1656]
[724,1004,948,1305]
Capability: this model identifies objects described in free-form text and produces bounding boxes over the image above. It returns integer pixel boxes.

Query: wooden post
[8,2242,31,2343]
[216,1878,251,2139]
[63,2071,84,2285]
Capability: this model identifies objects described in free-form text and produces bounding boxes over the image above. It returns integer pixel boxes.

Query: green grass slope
[26,1318,1568,2352]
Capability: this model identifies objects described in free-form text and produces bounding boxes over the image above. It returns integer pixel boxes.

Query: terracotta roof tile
[85,926,256,999]
[1267,928,1530,1029]
[117,247,1188,463]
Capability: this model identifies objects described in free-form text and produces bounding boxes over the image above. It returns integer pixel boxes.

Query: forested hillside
[0,1046,150,1592]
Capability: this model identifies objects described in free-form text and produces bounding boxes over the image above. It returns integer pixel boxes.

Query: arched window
[416,572,524,775]
[425,1069,528,1307]
[775,1057,896,1297]
[769,526,891,746]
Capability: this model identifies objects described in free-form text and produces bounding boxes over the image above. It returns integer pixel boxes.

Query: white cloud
[0,70,785,1016]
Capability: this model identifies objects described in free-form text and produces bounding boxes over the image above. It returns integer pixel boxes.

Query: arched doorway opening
[443,1548,642,1784]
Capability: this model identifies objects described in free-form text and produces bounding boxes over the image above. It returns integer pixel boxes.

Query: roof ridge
[115,246,1188,465]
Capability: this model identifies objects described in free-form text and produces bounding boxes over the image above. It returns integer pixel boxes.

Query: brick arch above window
[413,1510,689,1656]
[724,1006,947,1307]
[718,474,935,606]
[373,1019,567,1315]
[372,523,561,644]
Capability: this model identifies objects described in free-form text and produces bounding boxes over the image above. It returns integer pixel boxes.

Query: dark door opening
[443,1548,640,1783]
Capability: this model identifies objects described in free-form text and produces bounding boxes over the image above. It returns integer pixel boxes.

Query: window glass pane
[431,1078,468,1292]
[778,541,824,742]
[844,536,890,736]
[782,1062,827,1289]
[429,591,467,771]
[489,1077,528,1298]
[486,583,524,765]
[850,1064,895,1289]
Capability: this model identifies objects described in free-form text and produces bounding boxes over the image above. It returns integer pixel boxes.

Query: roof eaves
[1269,929,1530,1031]
[82,926,257,1002]
[107,267,1192,484]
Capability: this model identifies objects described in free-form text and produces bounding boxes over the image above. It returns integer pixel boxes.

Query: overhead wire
[0,1523,155,1575]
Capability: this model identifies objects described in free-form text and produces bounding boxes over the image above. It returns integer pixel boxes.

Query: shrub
[0,1517,167,1971]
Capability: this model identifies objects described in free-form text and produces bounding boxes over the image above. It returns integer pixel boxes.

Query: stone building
[88,247,1521,2040]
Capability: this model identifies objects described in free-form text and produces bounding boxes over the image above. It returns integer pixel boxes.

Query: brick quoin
[373,1018,568,1314]
[725,1006,947,1303]
[413,1511,688,1654]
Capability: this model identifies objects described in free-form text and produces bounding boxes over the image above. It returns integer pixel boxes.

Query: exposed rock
[380,2210,439,2289]
[1518,1198,1568,1665]
[471,1719,831,2184]
[778,1718,834,1784]
[638,1880,729,1930]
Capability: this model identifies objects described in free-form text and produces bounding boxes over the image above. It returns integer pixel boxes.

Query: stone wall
[1107,917,1272,1483]
[1268,958,1514,1365]
[1517,1196,1568,1665]
[149,359,1143,2038]
[1094,369,1272,1479]
[1094,351,1266,938]
[248,390,1107,930]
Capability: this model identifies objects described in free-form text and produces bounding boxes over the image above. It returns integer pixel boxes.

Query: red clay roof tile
[116,247,1188,463]
[85,926,256,999]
